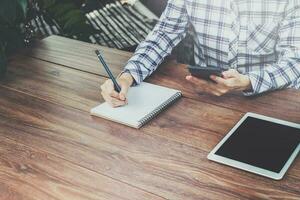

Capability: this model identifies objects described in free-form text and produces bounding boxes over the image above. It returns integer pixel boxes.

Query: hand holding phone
[187,66,224,81]
[186,67,252,97]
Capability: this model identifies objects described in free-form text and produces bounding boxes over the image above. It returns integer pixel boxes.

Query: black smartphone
[188,65,224,81]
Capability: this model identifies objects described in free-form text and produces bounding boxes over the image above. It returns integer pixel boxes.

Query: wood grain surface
[0,87,299,200]
[0,36,299,200]
[21,35,131,76]
[0,135,166,200]
[21,36,300,123]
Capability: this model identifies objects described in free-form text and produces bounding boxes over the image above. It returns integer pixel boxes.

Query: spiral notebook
[90,82,182,128]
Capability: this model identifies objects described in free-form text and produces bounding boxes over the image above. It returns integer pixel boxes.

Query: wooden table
[0,35,299,200]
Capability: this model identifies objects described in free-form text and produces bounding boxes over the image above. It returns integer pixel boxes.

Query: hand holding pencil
[95,50,134,107]
[100,73,133,107]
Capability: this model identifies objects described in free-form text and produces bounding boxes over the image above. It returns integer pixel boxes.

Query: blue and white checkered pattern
[124,0,300,95]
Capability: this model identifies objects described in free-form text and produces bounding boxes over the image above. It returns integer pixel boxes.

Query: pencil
[95,50,122,93]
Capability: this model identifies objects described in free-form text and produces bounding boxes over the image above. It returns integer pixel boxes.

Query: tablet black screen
[215,117,300,173]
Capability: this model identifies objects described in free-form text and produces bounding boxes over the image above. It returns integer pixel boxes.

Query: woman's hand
[100,72,134,107]
[186,69,252,96]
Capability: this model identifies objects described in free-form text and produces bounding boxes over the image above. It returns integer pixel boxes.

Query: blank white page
[91,82,181,128]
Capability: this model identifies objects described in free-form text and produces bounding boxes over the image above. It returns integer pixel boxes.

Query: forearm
[123,0,188,84]
[124,31,186,83]
[243,0,300,96]
[244,55,300,96]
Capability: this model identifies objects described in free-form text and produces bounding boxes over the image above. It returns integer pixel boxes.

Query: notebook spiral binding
[138,92,182,127]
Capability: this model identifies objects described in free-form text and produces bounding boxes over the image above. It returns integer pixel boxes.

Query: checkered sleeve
[123,0,189,85]
[244,1,300,96]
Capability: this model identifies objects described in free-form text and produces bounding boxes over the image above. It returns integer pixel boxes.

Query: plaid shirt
[124,0,300,95]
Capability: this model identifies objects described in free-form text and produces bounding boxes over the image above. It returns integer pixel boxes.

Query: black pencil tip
[95,50,100,55]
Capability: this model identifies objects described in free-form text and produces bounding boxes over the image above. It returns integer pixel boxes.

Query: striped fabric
[28,0,155,50]
[29,3,62,38]
[124,0,300,95]
[85,1,154,50]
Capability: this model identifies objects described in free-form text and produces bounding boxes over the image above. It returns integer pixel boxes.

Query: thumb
[119,81,130,101]
[222,69,239,79]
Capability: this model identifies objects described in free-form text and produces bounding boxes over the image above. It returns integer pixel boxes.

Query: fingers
[102,92,126,107]
[119,81,130,101]
[210,75,235,88]
[222,69,239,79]
[101,80,119,97]
[186,75,213,86]
[100,79,128,107]
[210,75,226,85]
[186,75,221,95]
[211,69,245,91]
[186,75,229,96]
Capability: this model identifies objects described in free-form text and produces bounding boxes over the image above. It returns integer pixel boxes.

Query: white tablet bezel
[207,112,300,180]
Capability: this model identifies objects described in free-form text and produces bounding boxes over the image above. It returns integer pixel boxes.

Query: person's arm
[244,2,300,96]
[100,0,189,107]
[123,0,189,84]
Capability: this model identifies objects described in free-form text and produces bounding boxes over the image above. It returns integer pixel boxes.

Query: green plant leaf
[42,1,93,40]
[49,3,75,19]
[38,0,57,9]
[61,9,83,23]
[63,11,85,30]
[17,0,28,17]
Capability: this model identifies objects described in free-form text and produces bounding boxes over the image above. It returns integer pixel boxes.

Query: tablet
[208,113,300,180]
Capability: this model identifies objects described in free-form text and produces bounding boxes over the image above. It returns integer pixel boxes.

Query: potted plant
[0,0,93,78]
[0,0,28,77]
